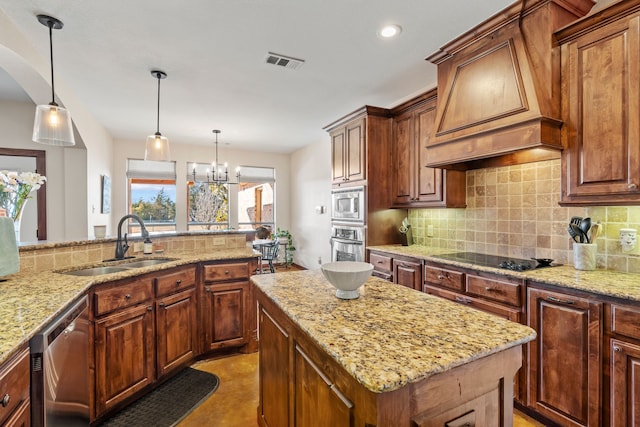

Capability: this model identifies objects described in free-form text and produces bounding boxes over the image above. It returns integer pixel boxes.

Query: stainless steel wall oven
[331,225,365,262]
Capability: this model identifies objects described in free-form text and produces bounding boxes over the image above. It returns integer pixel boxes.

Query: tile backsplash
[408,159,640,273]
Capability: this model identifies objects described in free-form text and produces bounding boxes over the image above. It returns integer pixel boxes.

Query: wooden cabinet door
[345,118,366,183]
[294,344,353,427]
[414,102,444,203]
[3,400,30,427]
[258,307,290,427]
[331,128,346,184]
[203,281,249,351]
[94,303,155,416]
[393,112,413,204]
[156,287,197,378]
[561,15,640,204]
[610,338,640,427]
[393,258,421,291]
[527,287,602,427]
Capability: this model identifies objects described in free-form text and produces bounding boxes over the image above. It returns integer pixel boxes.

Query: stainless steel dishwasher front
[30,294,90,427]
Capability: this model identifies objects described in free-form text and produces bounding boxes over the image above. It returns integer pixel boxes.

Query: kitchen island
[252,270,536,427]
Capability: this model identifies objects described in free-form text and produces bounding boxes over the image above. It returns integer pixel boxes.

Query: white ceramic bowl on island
[320,261,373,299]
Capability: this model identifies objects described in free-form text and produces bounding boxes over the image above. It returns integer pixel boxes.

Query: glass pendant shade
[33,103,75,146]
[145,133,170,161]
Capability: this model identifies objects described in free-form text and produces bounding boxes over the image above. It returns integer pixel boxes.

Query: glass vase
[12,199,26,242]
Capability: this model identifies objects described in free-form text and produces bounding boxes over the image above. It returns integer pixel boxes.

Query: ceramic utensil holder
[573,243,597,271]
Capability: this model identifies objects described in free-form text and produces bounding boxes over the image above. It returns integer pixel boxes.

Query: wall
[409,159,640,273]
[111,138,291,237]
[290,139,332,270]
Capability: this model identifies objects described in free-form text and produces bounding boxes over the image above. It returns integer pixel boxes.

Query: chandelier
[191,130,240,184]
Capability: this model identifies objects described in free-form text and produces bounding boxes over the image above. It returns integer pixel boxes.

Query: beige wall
[409,159,640,273]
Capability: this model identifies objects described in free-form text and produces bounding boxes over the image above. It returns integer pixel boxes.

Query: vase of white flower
[0,170,47,241]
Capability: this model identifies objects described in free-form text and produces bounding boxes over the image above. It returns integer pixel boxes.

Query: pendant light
[144,70,171,161]
[32,15,75,146]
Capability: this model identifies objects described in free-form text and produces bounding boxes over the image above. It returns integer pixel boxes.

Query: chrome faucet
[114,214,150,260]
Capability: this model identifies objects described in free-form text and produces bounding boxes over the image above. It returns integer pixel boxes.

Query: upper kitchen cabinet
[557,0,640,205]
[391,89,466,208]
[325,106,393,188]
[425,0,593,170]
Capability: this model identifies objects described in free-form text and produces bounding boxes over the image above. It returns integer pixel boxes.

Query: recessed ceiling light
[379,24,402,38]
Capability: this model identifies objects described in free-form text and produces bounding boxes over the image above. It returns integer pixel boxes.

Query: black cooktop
[432,252,551,271]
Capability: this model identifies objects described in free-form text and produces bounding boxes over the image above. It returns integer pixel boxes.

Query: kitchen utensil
[568,224,581,243]
[589,223,601,242]
[570,216,583,226]
[569,223,586,243]
[579,217,592,243]
[531,258,554,267]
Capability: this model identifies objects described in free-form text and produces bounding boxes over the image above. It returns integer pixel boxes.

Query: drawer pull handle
[485,287,504,294]
[176,279,182,286]
[377,260,383,264]
[629,183,638,190]
[546,295,574,305]
[455,296,471,304]
[1,393,9,407]
[437,275,444,280]
[125,294,132,300]
[225,270,230,275]
[613,346,622,353]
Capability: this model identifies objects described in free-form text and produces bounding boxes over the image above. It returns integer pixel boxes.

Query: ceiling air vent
[265,52,305,70]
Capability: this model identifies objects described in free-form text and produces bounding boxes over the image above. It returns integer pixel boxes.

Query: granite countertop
[252,270,536,394]
[368,245,640,302]
[0,248,258,366]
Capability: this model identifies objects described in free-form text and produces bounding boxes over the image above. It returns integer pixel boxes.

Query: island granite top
[252,270,536,393]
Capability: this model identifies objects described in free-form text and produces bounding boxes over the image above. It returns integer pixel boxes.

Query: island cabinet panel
[0,347,30,427]
[94,303,155,416]
[557,4,640,205]
[393,256,422,290]
[258,308,290,427]
[526,286,602,427]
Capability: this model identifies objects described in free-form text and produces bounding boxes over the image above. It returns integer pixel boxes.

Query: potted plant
[274,227,296,268]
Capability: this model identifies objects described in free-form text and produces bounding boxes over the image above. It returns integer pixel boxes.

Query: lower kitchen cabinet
[0,347,30,427]
[156,288,197,377]
[526,285,602,427]
[368,250,393,281]
[94,302,155,416]
[393,256,422,290]
[202,261,253,352]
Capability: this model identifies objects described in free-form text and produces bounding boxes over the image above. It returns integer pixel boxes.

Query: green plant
[275,227,296,267]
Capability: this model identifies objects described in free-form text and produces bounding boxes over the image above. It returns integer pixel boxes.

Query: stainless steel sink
[64,266,132,276]
[62,258,174,276]
[121,258,174,268]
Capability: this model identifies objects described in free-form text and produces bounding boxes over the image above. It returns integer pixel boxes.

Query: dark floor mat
[99,368,220,427]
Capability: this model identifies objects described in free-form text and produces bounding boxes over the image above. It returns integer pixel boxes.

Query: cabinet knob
[613,346,622,353]
[546,295,574,305]
[1,393,9,407]
[454,296,471,304]
[159,302,165,308]
[225,270,230,275]
[176,279,182,286]
[125,294,132,300]
[628,183,638,190]
[377,260,383,264]
[147,306,153,311]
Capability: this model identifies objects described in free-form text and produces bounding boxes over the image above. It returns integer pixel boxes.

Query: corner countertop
[252,270,536,393]
[368,245,640,302]
[0,248,258,366]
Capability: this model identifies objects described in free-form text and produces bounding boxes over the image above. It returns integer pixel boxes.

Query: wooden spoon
[589,223,601,242]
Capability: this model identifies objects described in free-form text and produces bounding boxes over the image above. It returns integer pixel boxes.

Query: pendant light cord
[155,73,161,134]
[47,20,58,106]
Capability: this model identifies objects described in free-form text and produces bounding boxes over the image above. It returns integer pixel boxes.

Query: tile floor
[179,352,546,427]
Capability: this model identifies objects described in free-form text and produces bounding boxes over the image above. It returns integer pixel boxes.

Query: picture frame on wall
[101,175,111,214]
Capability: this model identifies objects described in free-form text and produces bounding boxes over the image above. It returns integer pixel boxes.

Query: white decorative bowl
[320,261,373,299]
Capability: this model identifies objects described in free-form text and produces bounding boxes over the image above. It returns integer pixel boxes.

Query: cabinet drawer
[466,274,522,307]
[94,278,154,317]
[610,304,640,341]
[424,265,464,292]
[0,347,30,426]
[155,266,196,297]
[372,270,392,281]
[370,253,392,273]
[424,285,521,323]
[203,262,249,282]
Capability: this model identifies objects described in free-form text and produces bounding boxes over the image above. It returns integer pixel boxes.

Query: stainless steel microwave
[331,186,365,223]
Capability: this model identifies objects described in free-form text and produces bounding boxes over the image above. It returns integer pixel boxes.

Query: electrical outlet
[133,242,144,253]
[318,256,322,265]
[427,225,434,237]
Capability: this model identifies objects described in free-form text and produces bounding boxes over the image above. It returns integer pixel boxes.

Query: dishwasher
[30,295,90,427]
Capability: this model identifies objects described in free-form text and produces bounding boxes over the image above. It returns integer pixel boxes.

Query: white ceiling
[0,0,517,153]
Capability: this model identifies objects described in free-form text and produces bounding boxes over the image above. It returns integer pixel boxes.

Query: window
[187,163,229,230]
[126,159,177,233]
[237,166,275,231]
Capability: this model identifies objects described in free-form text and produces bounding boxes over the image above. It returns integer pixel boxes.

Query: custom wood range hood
[425,0,594,170]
